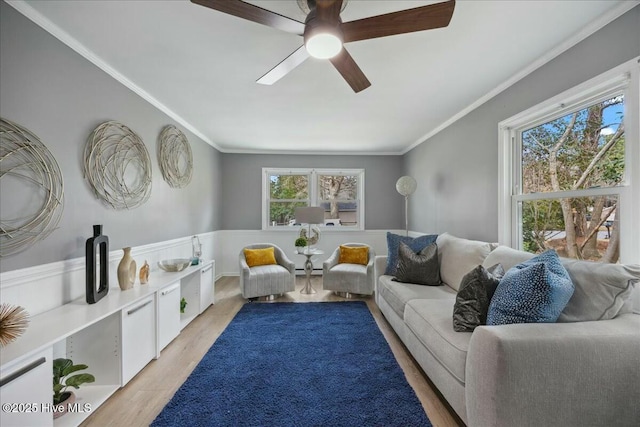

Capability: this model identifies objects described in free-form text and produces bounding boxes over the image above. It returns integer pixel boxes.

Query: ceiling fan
[191,0,456,93]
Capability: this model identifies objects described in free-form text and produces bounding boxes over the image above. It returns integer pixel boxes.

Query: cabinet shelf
[53,384,119,427]
[1,260,215,427]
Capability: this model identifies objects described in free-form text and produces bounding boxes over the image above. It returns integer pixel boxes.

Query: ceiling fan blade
[256,46,309,85]
[315,0,343,22]
[329,47,371,93]
[341,0,455,43]
[191,0,305,35]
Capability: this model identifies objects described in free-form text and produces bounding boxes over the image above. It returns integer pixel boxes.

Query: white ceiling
[9,0,637,154]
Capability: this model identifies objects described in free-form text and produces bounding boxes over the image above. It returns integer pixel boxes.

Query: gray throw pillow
[393,241,441,286]
[453,264,505,332]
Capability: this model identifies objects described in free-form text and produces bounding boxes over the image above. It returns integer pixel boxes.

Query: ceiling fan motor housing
[303,3,344,59]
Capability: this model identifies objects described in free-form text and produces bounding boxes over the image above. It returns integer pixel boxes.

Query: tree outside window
[263,168,364,230]
[520,95,624,262]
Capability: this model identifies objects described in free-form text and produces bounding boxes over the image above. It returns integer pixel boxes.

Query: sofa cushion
[436,233,496,291]
[394,242,441,286]
[558,259,640,322]
[453,264,505,332]
[378,275,456,320]
[488,250,574,325]
[482,245,534,271]
[385,232,437,276]
[405,299,471,384]
[484,245,640,321]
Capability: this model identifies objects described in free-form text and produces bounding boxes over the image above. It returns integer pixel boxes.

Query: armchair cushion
[244,247,277,267]
[338,245,368,265]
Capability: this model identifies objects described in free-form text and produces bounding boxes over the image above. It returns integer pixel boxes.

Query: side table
[296,248,324,294]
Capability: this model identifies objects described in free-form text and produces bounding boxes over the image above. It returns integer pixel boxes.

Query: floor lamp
[396,176,417,236]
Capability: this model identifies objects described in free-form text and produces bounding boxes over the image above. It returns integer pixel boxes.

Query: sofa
[374,232,640,427]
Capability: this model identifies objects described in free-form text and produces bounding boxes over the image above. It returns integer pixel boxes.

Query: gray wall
[220,154,404,230]
[403,6,640,242]
[0,3,222,272]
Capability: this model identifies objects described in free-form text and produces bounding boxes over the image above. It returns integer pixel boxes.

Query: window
[499,58,639,264]
[263,168,364,230]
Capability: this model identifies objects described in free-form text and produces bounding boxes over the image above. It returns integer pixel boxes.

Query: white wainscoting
[0,232,217,317]
[0,229,404,317]
[217,229,401,276]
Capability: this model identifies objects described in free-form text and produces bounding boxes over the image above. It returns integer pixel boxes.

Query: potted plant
[180,297,187,314]
[295,237,307,251]
[53,358,95,418]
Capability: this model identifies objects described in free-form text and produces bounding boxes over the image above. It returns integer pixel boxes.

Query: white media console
[0,260,215,427]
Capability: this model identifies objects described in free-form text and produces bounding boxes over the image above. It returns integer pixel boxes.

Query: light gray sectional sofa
[374,232,640,427]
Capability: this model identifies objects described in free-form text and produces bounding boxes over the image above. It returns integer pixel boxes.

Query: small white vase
[117,247,136,290]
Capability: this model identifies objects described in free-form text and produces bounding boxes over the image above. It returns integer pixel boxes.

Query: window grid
[498,58,639,263]
[262,168,365,230]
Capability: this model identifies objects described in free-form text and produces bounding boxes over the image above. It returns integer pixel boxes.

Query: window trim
[262,168,365,231]
[498,57,640,263]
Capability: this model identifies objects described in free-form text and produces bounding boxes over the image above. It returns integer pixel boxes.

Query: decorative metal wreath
[158,125,193,188]
[84,121,152,210]
[0,117,65,257]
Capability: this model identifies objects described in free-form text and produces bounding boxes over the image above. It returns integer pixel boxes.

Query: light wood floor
[81,276,463,427]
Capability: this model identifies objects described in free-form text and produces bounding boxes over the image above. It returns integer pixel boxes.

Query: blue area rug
[152,301,432,427]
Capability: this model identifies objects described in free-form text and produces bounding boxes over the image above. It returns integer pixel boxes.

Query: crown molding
[6,0,638,157]
[402,0,640,155]
[5,0,223,152]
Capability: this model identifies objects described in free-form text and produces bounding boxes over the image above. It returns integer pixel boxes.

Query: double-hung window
[499,58,639,263]
[263,168,364,230]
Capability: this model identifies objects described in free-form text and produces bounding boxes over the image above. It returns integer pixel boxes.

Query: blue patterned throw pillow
[385,232,438,276]
[487,250,574,325]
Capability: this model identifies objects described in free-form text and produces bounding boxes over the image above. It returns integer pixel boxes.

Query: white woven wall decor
[158,125,193,188]
[0,118,65,257]
[84,121,152,210]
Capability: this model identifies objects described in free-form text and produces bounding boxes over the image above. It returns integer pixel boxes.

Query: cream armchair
[322,243,375,297]
[239,243,296,299]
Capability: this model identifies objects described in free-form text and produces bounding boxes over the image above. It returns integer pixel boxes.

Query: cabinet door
[157,282,181,352]
[199,262,215,313]
[121,295,156,385]
[0,348,53,427]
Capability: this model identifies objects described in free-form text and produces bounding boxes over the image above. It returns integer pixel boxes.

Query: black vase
[86,225,109,304]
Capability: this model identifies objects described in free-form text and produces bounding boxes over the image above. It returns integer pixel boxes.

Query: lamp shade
[295,207,325,225]
[396,176,417,196]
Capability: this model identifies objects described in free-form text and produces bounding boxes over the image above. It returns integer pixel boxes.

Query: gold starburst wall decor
[0,303,30,347]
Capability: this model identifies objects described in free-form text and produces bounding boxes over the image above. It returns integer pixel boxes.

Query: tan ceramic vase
[117,247,136,290]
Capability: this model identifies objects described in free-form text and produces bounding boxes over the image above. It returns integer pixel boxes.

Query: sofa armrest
[466,314,640,427]
[375,256,387,282]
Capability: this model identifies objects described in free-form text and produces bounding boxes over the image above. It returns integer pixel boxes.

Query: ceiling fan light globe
[305,33,342,59]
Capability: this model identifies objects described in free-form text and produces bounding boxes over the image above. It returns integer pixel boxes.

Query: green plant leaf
[65,373,95,388]
[62,363,88,377]
[53,358,72,378]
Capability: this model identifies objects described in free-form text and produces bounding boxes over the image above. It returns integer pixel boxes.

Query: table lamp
[295,206,325,248]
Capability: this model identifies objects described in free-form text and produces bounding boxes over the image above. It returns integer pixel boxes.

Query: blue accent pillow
[487,250,574,325]
[385,232,438,276]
